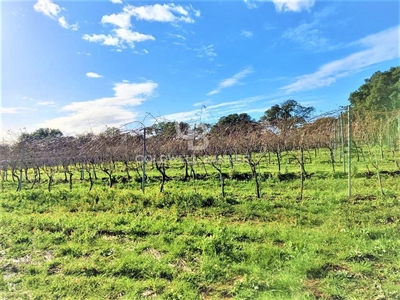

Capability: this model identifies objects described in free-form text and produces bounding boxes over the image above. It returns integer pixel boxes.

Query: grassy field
[1,150,400,299]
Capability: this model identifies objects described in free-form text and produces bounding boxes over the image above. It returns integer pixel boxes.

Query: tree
[100,127,121,137]
[349,66,400,111]
[19,128,63,141]
[211,113,256,135]
[146,121,189,138]
[259,100,315,129]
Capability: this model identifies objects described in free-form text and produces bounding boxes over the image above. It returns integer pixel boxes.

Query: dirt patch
[346,253,377,263]
[352,194,377,203]
[306,263,350,279]
[273,239,285,247]
[303,279,326,299]
[145,248,162,261]
[278,173,298,181]
[303,279,346,300]
[141,289,158,298]
[168,258,191,272]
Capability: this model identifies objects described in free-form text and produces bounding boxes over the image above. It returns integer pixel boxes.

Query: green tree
[146,121,189,138]
[349,66,400,111]
[100,127,121,137]
[211,113,255,135]
[259,100,314,128]
[19,128,63,141]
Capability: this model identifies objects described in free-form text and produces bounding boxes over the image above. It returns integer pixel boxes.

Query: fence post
[18,142,25,191]
[142,127,146,193]
[348,106,352,198]
[333,119,337,162]
[340,112,345,172]
[398,114,400,150]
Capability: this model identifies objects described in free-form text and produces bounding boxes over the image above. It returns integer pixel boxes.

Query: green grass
[0,149,400,299]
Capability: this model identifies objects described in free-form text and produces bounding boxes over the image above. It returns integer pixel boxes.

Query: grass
[0,149,400,299]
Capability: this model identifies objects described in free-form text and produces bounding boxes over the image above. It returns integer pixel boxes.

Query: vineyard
[1,108,400,299]
[0,108,399,196]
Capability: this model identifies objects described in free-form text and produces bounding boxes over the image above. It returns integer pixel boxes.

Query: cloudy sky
[1,0,399,139]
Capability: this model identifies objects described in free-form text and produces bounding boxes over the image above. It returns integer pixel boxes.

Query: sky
[1,0,399,140]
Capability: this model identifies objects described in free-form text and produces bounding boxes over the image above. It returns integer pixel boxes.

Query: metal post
[398,114,400,150]
[142,127,146,193]
[18,142,25,191]
[379,117,384,159]
[348,106,352,198]
[333,119,336,162]
[340,113,345,172]
[121,113,151,193]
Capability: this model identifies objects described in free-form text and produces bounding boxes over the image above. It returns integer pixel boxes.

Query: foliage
[146,121,189,138]
[259,100,315,130]
[100,127,121,137]
[19,128,63,141]
[349,66,400,111]
[211,113,256,135]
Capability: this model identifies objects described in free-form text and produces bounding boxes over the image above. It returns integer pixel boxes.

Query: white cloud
[282,7,337,52]
[34,0,78,30]
[84,4,198,51]
[40,81,158,134]
[244,0,260,9]
[21,96,34,101]
[114,28,155,47]
[101,13,131,29]
[281,26,400,93]
[241,30,253,38]
[1,108,20,114]
[133,49,149,55]
[58,16,79,31]
[244,0,315,12]
[168,33,186,40]
[1,107,33,114]
[83,29,154,49]
[83,33,120,46]
[196,45,217,60]
[272,0,315,12]
[111,0,123,3]
[193,100,212,107]
[33,0,61,18]
[207,67,254,96]
[83,9,155,50]
[37,101,56,106]
[86,72,103,78]
[283,21,333,52]
[123,4,200,23]
[160,96,267,123]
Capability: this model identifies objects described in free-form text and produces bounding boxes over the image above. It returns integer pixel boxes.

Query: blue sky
[1,0,399,139]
